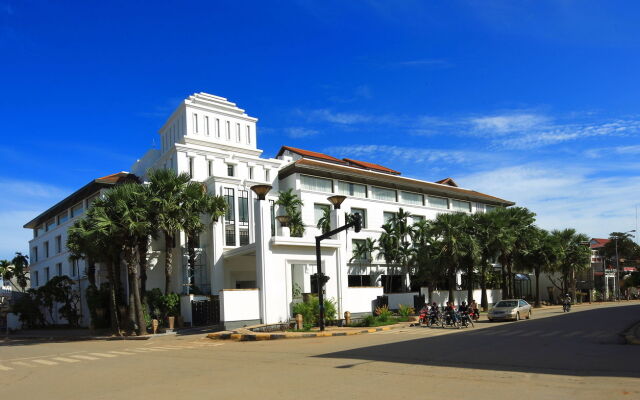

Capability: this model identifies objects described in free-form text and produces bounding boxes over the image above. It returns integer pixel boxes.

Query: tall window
[34,271,39,287]
[301,175,333,193]
[44,267,50,283]
[269,200,275,237]
[224,188,236,246]
[451,199,471,212]
[428,196,449,209]
[337,181,367,198]
[371,187,397,202]
[246,126,251,144]
[57,211,69,224]
[204,116,210,136]
[55,235,62,254]
[188,157,194,178]
[226,121,231,140]
[72,259,78,277]
[383,211,396,224]
[56,263,62,277]
[238,190,249,226]
[351,208,367,228]
[249,166,254,180]
[265,169,270,181]
[314,204,330,226]
[44,241,49,258]
[193,113,198,133]
[400,191,423,206]
[208,160,213,177]
[33,246,38,262]
[236,123,241,142]
[227,164,235,177]
[215,118,221,138]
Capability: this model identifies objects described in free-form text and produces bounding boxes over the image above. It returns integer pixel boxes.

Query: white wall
[420,288,502,307]
[220,289,260,322]
[343,287,383,314]
[387,292,419,309]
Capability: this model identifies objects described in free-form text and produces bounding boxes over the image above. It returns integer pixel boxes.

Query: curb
[622,321,640,345]
[207,324,407,342]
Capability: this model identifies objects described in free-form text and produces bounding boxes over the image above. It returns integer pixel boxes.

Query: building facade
[25,92,514,328]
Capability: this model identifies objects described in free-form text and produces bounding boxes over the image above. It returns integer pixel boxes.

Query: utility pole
[315,212,361,331]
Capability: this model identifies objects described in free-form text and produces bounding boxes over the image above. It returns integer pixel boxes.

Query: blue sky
[1,0,639,259]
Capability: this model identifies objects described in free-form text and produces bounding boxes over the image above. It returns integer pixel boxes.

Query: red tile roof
[590,238,610,248]
[277,146,344,163]
[342,158,400,175]
[435,177,459,187]
[95,171,131,184]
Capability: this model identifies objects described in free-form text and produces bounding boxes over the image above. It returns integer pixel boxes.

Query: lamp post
[613,230,635,301]
[327,195,347,210]
[250,184,272,325]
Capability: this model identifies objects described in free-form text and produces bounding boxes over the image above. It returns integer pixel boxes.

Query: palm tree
[390,208,413,292]
[94,184,149,335]
[548,229,591,302]
[376,223,399,293]
[147,169,191,294]
[275,189,305,237]
[472,211,500,311]
[430,212,471,303]
[350,238,376,266]
[181,182,227,294]
[1,253,30,292]
[517,227,558,307]
[316,206,331,235]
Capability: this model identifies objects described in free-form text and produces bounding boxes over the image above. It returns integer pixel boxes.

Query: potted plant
[161,293,180,330]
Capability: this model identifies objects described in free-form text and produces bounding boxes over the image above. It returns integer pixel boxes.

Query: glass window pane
[301,175,333,193]
[401,191,423,205]
[337,181,367,198]
[371,187,396,201]
[383,212,396,224]
[351,208,367,228]
[451,199,471,212]
[428,196,449,209]
[314,204,330,225]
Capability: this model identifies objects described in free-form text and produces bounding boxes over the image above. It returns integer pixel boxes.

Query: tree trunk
[87,257,96,287]
[137,236,148,304]
[106,260,121,335]
[507,261,514,298]
[126,248,147,336]
[127,272,137,334]
[466,264,474,303]
[448,270,455,303]
[500,257,508,299]
[534,266,541,308]
[571,269,577,303]
[427,284,433,304]
[164,232,174,294]
[187,234,196,294]
[480,264,488,312]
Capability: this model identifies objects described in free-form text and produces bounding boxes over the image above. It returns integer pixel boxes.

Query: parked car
[488,299,532,321]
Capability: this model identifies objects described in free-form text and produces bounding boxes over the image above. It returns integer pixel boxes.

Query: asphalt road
[1,302,639,399]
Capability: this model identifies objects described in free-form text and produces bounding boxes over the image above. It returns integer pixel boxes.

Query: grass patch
[351,315,408,327]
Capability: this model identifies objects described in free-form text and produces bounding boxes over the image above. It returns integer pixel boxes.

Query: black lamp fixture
[276,215,291,227]
[251,184,272,201]
[327,195,347,209]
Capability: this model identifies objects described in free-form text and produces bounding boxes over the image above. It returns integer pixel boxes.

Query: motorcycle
[562,302,571,312]
[460,312,475,328]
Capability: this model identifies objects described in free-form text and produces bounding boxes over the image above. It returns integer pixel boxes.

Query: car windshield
[495,301,518,308]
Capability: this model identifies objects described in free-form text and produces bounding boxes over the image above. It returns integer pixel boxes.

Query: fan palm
[147,168,191,294]
[430,212,471,302]
[316,206,332,235]
[276,189,305,237]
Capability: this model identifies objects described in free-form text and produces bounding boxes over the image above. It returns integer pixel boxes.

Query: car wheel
[516,312,520,321]
[526,310,531,319]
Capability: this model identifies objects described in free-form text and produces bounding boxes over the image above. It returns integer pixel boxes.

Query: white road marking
[51,357,80,363]
[88,352,117,358]
[70,355,99,361]
[0,364,13,371]
[32,359,58,366]
[12,361,35,368]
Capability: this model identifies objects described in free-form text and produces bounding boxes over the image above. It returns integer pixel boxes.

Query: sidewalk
[207,322,412,341]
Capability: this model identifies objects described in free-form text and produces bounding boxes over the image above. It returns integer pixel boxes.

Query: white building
[25,92,514,329]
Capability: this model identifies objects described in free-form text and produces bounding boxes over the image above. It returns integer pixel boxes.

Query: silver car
[488,299,532,321]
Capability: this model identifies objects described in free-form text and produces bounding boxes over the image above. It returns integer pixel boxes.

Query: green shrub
[292,301,314,325]
[398,304,414,317]
[375,305,392,322]
[363,315,376,327]
[292,296,337,326]
[161,293,180,317]
[11,290,45,328]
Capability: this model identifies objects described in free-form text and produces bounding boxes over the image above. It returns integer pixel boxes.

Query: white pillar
[332,209,346,318]
[211,221,225,294]
[255,199,270,324]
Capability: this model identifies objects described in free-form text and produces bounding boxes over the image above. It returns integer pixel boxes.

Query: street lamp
[250,184,272,201]
[327,195,347,210]
[613,230,635,301]
[275,215,291,227]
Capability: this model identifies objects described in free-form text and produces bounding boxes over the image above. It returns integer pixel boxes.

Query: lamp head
[250,184,272,201]
[276,215,291,227]
[327,195,347,209]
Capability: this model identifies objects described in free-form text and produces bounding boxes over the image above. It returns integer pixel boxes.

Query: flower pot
[168,316,175,330]
[152,319,159,334]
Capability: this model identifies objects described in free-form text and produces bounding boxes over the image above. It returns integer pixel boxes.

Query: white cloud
[458,164,640,239]
[308,109,373,125]
[325,144,471,165]
[470,113,549,135]
[286,127,319,138]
